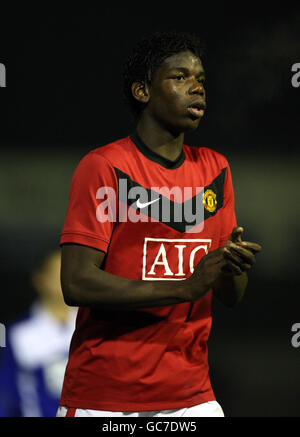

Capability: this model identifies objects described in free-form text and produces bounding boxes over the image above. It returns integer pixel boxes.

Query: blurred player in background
[0,249,76,417]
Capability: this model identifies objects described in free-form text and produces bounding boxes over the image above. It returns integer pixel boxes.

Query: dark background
[0,2,299,416]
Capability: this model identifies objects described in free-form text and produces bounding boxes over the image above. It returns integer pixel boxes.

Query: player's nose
[188,79,205,96]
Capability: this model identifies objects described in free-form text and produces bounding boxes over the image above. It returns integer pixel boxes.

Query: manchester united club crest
[203,189,217,213]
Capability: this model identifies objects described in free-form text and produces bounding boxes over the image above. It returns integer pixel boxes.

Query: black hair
[122,31,205,119]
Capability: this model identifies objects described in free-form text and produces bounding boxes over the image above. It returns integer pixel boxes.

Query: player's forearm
[212,271,248,307]
[62,265,191,310]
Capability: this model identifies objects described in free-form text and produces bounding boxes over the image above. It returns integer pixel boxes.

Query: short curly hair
[122,31,205,118]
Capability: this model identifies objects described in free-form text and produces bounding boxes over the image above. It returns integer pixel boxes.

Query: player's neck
[136,118,184,162]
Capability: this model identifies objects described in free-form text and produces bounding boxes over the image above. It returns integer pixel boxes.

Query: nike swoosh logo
[136,197,160,209]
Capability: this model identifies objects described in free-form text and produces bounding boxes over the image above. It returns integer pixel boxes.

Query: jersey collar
[130,131,185,169]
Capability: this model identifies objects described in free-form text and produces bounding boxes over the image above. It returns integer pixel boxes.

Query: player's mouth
[187,100,206,119]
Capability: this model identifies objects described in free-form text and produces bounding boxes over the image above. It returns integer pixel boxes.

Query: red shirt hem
[59,392,216,412]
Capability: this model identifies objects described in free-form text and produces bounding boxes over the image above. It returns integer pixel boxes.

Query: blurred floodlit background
[0,3,299,416]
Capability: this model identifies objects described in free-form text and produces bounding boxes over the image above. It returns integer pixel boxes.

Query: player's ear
[131,81,150,104]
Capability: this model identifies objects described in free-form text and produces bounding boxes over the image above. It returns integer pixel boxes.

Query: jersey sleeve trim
[60,232,110,253]
[60,151,119,254]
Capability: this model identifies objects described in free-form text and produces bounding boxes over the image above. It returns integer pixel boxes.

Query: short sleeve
[218,159,237,247]
[60,152,118,253]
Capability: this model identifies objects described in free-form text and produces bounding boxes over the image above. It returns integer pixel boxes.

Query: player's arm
[212,227,262,307]
[61,243,192,310]
[213,270,248,308]
[60,243,235,310]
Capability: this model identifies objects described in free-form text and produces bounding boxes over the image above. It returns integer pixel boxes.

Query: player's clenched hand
[222,226,262,276]
[186,227,261,302]
[186,247,234,301]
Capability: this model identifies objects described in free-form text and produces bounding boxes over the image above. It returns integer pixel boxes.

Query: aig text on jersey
[0,63,6,87]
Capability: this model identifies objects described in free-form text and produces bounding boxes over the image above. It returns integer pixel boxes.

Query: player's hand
[187,246,235,301]
[222,226,262,276]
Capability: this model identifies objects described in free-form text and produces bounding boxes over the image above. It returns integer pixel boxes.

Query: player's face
[146,50,206,134]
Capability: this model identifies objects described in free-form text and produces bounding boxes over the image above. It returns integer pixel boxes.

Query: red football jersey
[59,132,237,411]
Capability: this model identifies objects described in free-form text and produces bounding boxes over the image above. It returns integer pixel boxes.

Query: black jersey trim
[129,132,186,169]
[114,167,227,233]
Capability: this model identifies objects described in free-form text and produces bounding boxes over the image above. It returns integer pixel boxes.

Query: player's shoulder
[184,143,230,168]
[70,136,133,183]
[6,306,43,358]
[9,304,70,367]
[82,136,132,167]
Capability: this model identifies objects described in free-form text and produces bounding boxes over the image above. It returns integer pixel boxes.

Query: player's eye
[173,74,185,81]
